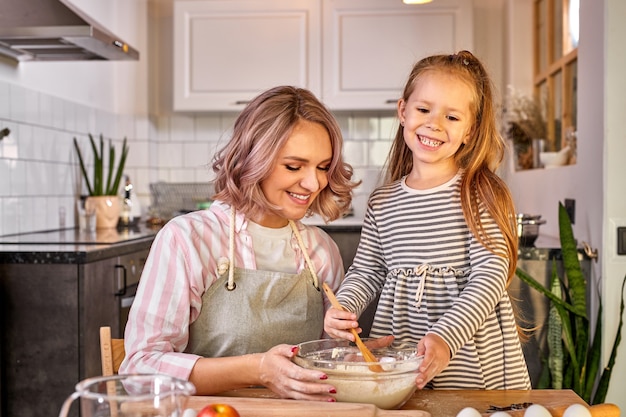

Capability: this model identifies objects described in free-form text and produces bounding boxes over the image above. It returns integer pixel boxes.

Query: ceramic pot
[85,196,121,229]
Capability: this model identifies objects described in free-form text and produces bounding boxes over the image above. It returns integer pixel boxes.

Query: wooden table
[186,388,591,417]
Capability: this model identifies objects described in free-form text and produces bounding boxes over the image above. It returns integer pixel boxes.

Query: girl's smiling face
[256,119,332,228]
[398,70,474,172]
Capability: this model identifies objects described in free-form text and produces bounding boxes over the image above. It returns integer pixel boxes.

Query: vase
[85,196,121,229]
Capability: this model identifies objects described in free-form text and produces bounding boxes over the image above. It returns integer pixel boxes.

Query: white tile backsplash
[0,80,394,235]
[0,82,9,119]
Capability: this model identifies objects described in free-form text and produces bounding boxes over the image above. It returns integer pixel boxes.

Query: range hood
[0,0,139,61]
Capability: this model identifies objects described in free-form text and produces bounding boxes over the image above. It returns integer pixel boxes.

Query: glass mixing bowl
[294,338,423,409]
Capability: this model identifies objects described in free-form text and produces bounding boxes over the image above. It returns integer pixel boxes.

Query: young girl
[324,51,531,390]
[121,86,360,401]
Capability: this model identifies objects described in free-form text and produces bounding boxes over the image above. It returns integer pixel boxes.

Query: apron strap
[226,209,236,290]
[289,220,320,290]
[226,208,319,291]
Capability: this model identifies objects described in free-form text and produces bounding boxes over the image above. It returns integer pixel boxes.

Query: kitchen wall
[0,80,395,235]
[0,81,150,235]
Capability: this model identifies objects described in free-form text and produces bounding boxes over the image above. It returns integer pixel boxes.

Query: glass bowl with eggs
[293,338,423,409]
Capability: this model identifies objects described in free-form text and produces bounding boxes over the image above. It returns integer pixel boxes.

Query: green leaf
[105,139,115,195]
[89,134,103,195]
[73,137,93,195]
[584,300,603,401]
[516,267,580,316]
[592,274,626,404]
[548,263,564,389]
[558,202,587,318]
[74,133,129,196]
[107,137,128,195]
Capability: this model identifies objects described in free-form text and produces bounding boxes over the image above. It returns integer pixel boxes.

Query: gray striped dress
[336,173,531,389]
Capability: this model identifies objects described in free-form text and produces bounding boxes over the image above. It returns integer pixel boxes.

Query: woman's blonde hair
[384,51,519,284]
[212,85,359,222]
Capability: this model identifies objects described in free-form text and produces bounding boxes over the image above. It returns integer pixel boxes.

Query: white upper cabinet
[173,0,473,112]
[174,0,321,111]
[322,0,474,110]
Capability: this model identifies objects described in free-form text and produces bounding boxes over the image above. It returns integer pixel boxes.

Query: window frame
[533,0,578,152]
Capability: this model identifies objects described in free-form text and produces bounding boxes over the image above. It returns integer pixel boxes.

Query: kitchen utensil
[322,282,384,372]
[516,214,546,247]
[58,374,196,417]
[294,338,423,409]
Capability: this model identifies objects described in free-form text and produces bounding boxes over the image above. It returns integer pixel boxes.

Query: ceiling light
[403,0,433,4]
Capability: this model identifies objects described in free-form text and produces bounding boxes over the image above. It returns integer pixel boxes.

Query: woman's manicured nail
[291,346,298,353]
[319,374,328,380]
[329,388,337,394]
[327,398,336,402]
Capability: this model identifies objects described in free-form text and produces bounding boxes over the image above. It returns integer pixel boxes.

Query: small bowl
[540,146,570,168]
[294,338,422,409]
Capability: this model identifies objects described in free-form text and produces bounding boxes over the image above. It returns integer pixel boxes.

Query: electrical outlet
[564,198,576,224]
[618,227,626,255]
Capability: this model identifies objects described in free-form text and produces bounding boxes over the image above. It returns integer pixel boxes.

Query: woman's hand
[415,333,451,389]
[323,307,362,340]
[257,344,336,402]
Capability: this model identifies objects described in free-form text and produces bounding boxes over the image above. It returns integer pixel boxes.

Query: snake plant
[516,201,626,404]
[73,133,129,196]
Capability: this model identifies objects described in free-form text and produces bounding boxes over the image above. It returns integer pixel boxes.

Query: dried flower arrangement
[502,86,548,170]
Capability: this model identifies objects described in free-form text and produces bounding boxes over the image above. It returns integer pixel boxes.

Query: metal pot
[516,214,546,247]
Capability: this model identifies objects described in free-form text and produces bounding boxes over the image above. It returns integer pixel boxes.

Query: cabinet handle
[114,264,127,296]
[385,99,398,104]
[234,100,251,105]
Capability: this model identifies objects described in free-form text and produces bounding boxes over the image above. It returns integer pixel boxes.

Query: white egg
[455,407,482,417]
[524,404,552,417]
[563,404,592,417]
[181,409,197,417]
[490,412,513,417]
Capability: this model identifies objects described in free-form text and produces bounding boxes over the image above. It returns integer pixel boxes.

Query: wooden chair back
[99,326,126,376]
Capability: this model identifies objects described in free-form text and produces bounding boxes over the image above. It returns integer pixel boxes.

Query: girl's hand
[257,344,336,402]
[415,333,451,389]
[323,307,362,340]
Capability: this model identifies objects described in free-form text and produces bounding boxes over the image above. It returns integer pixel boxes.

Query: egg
[524,404,552,417]
[455,407,482,417]
[182,409,197,417]
[563,404,592,417]
[490,412,513,417]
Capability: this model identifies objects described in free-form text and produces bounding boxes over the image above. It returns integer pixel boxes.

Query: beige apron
[186,211,324,357]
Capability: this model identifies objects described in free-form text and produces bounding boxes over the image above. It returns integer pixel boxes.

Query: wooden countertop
[186,388,595,417]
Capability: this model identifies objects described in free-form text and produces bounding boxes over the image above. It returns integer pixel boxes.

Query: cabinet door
[322,0,474,110]
[174,0,321,111]
[81,248,150,378]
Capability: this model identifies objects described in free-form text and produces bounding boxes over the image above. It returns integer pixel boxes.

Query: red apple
[197,403,241,417]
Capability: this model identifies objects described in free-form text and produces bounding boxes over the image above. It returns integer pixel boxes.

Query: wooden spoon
[322,283,384,372]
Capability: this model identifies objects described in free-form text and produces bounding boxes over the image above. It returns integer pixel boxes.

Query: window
[534,0,578,154]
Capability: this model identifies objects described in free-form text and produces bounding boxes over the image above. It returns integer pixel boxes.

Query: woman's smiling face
[398,70,474,170]
[256,119,332,228]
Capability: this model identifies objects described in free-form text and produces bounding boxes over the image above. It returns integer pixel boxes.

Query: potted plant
[502,86,548,170]
[73,133,129,228]
[516,202,625,404]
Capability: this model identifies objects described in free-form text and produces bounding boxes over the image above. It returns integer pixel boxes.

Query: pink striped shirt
[119,200,344,379]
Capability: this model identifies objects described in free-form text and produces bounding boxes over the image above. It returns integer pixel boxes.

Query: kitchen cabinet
[321,0,473,110]
[0,228,156,417]
[173,0,321,111]
[173,0,473,112]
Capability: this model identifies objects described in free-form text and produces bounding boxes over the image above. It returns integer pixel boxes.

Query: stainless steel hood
[0,0,139,61]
